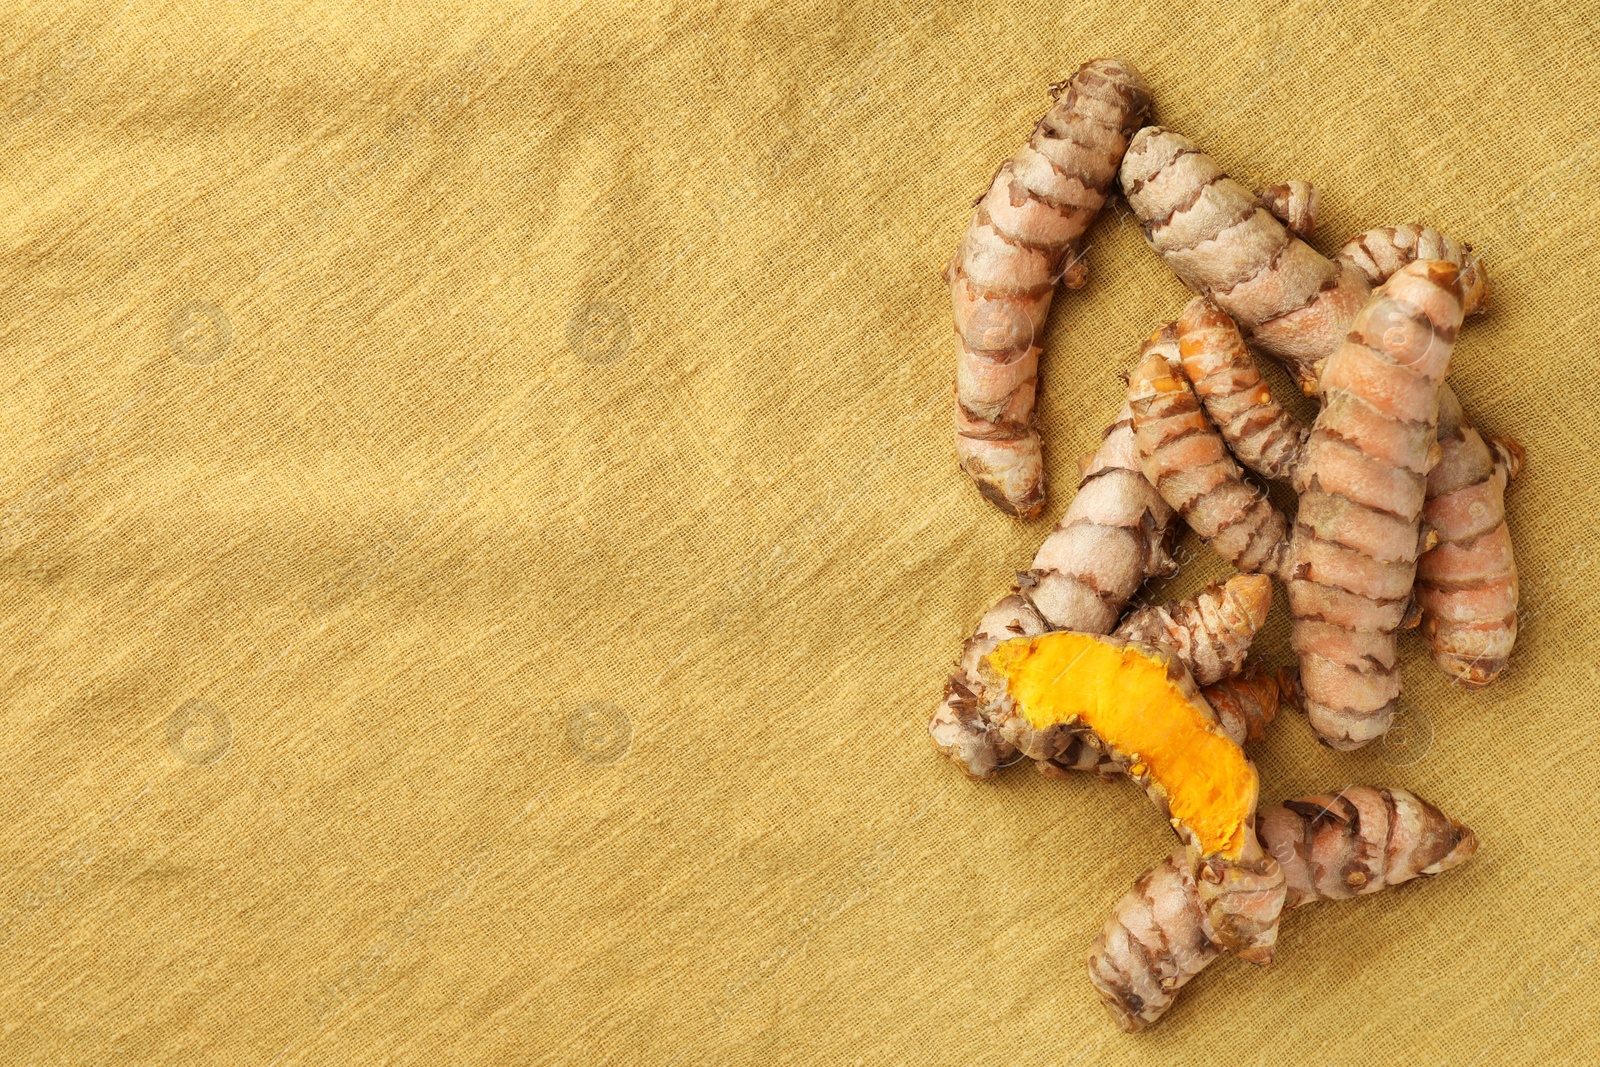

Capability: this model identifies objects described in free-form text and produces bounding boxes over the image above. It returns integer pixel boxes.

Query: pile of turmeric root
[932,58,1513,1032]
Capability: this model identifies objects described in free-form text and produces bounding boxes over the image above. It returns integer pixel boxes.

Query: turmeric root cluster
[929,56,1506,1036]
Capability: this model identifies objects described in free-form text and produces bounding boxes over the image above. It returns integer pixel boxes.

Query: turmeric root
[948,58,1150,517]
[1332,227,1521,686]
[980,628,1287,967]
[1089,786,1477,1032]
[1118,127,1369,393]
[1175,297,1307,482]
[1127,328,1291,579]
[1200,665,1280,746]
[1415,387,1522,687]
[1120,128,1487,395]
[1258,786,1479,905]
[1287,261,1463,748]
[1114,574,1272,687]
[940,574,1275,781]
[931,404,1177,778]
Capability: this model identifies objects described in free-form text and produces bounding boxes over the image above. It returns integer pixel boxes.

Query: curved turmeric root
[1415,387,1521,687]
[1127,328,1291,579]
[979,631,1265,860]
[1287,261,1463,748]
[949,58,1150,516]
[1026,576,1279,780]
[981,628,1287,969]
[931,405,1175,778]
[1175,297,1307,483]
[1089,786,1477,1032]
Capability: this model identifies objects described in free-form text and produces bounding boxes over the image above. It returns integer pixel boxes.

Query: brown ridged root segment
[1128,327,1291,579]
[1415,387,1520,687]
[1336,223,1488,316]
[1258,787,1479,907]
[930,405,1176,778]
[1200,666,1281,746]
[1088,853,1219,1033]
[1115,573,1274,686]
[949,58,1150,517]
[1091,786,1477,1031]
[1118,127,1345,392]
[1193,837,1287,964]
[1286,261,1464,749]
[1176,297,1308,482]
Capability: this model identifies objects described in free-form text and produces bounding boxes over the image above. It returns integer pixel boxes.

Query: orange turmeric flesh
[985,632,1255,857]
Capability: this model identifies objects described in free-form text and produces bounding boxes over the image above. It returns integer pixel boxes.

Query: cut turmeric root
[1089,786,1477,1031]
[980,631,1258,855]
[948,58,1150,516]
[940,571,1276,780]
[981,629,1286,963]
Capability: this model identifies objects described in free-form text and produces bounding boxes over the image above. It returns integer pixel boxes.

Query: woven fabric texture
[0,1,1596,1063]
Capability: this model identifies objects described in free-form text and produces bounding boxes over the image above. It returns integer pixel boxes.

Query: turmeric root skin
[1337,224,1488,317]
[949,58,1150,516]
[1333,228,1519,687]
[1200,666,1281,746]
[1175,298,1307,483]
[1287,261,1464,749]
[1259,786,1479,905]
[1119,126,1367,393]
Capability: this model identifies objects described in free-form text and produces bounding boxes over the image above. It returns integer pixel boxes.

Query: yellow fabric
[0,1,1594,1062]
